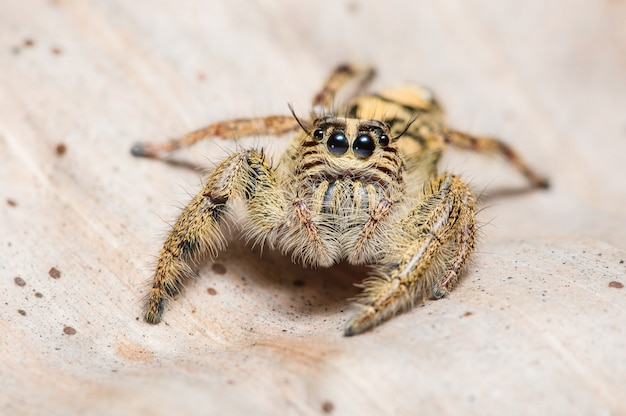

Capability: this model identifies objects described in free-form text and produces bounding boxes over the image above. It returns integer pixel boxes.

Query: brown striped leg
[311,63,376,112]
[345,174,477,336]
[441,129,549,189]
[132,115,300,158]
[144,149,282,323]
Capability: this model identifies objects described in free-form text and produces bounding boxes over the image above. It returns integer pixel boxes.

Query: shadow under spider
[194,238,366,316]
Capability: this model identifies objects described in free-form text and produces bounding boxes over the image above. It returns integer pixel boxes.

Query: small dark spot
[7,199,17,207]
[197,72,206,82]
[226,379,235,385]
[23,38,35,47]
[18,309,26,316]
[293,279,305,287]
[620,260,624,264]
[462,311,473,317]
[211,263,227,275]
[322,401,335,413]
[34,292,43,298]
[55,143,67,156]
[346,1,359,13]
[207,287,217,296]
[14,276,26,287]
[608,281,624,289]
[49,267,61,279]
[63,326,76,335]
[51,46,62,55]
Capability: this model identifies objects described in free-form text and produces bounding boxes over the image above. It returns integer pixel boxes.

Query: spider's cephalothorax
[274,116,406,268]
[132,64,548,336]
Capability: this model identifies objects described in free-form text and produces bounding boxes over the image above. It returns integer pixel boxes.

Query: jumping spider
[132,64,548,336]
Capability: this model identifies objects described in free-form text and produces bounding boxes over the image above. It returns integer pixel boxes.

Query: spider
[132,64,548,336]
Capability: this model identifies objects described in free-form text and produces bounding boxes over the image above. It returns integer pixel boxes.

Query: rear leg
[312,63,376,113]
[132,115,300,158]
[442,129,549,189]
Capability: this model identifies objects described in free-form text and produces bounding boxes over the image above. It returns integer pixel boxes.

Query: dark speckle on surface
[55,143,67,156]
[211,263,227,275]
[49,267,61,279]
[322,401,335,413]
[63,326,77,335]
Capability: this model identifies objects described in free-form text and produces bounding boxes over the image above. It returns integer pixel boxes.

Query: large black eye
[313,128,324,141]
[327,132,349,155]
[353,134,375,158]
[379,134,389,147]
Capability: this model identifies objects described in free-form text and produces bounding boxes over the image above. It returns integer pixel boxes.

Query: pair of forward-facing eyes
[311,127,390,159]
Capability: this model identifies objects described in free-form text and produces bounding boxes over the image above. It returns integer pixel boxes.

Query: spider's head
[291,114,406,190]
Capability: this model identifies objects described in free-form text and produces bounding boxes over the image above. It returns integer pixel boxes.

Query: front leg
[144,149,277,323]
[345,174,476,336]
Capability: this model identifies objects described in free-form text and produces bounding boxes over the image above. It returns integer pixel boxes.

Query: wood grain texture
[1,1,625,415]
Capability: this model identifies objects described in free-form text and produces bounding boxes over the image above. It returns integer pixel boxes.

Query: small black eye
[353,135,375,158]
[313,128,324,141]
[327,132,349,155]
[379,134,389,147]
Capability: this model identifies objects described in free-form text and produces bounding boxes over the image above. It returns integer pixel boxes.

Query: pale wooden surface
[1,1,625,415]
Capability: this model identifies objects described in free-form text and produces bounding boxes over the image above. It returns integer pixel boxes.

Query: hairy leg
[132,115,300,158]
[144,149,281,323]
[344,174,476,336]
[312,63,376,113]
[441,129,549,189]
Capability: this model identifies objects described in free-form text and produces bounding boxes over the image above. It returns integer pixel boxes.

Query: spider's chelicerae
[132,64,548,336]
